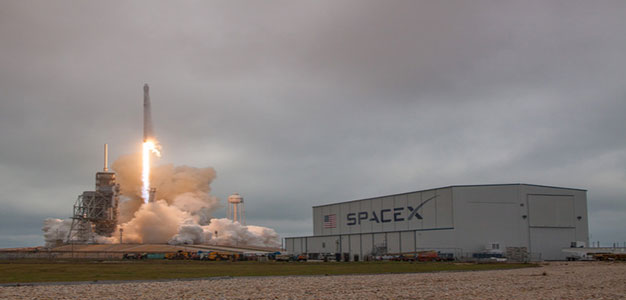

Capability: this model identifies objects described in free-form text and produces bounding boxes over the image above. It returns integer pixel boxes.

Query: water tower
[228,193,245,225]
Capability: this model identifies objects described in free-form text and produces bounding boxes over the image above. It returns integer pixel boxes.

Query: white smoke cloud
[172,192,213,225]
[246,225,282,248]
[42,151,280,248]
[42,218,72,247]
[168,218,208,245]
[118,200,189,244]
[168,218,281,248]
[42,218,114,247]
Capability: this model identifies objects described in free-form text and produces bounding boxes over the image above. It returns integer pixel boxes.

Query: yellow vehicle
[207,251,231,261]
[165,250,193,260]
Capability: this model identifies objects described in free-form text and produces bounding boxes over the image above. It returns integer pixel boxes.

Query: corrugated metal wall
[313,187,454,236]
[286,184,588,261]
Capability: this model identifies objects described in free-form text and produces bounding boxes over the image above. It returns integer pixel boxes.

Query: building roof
[312,183,586,208]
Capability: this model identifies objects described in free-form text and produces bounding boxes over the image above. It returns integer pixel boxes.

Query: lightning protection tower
[227,193,245,225]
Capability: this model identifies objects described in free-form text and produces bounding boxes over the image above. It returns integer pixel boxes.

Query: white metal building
[285,184,589,261]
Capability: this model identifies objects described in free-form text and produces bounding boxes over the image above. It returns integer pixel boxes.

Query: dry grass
[0,260,535,283]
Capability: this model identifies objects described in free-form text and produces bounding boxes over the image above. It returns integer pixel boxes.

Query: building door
[528,194,576,260]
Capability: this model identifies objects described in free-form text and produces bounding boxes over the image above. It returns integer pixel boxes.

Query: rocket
[143,84,153,142]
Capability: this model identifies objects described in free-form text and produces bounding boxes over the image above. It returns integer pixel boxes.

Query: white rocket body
[143,84,153,142]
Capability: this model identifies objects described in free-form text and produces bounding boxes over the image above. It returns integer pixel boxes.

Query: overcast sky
[1,1,625,248]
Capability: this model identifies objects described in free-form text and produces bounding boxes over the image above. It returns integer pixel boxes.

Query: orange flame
[142,140,161,203]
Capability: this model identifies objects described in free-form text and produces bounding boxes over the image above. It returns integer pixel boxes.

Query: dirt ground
[1,261,624,300]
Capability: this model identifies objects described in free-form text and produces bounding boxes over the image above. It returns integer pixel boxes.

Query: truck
[275,254,295,262]
[296,253,308,262]
[206,251,239,261]
[165,250,192,260]
[592,253,626,261]
[123,253,147,260]
[417,251,440,262]
[564,251,594,261]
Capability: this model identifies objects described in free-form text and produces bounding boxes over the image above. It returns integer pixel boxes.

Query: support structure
[67,144,120,243]
[149,188,156,203]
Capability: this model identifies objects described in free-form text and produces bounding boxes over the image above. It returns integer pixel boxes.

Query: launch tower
[66,144,120,243]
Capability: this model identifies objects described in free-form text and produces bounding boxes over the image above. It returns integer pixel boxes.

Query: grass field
[0,260,537,284]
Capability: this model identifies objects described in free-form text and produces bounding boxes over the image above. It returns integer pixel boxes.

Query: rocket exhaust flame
[142,140,160,203]
[141,84,160,204]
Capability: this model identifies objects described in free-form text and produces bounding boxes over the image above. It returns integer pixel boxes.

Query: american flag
[323,214,336,228]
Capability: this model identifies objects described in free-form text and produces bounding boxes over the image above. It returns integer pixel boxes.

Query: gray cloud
[1,0,625,247]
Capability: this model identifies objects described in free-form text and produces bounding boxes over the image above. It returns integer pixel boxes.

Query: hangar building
[285,184,588,261]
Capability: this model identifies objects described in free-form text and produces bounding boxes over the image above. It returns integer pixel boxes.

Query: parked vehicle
[206,251,239,261]
[565,251,594,261]
[123,253,147,259]
[146,253,165,259]
[275,254,295,262]
[321,253,338,262]
[417,251,440,262]
[472,252,504,259]
[297,254,308,262]
[165,250,192,260]
[593,253,626,261]
[400,254,417,261]
[438,252,455,261]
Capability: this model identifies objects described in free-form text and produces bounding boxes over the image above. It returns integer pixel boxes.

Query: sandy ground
[1,262,625,300]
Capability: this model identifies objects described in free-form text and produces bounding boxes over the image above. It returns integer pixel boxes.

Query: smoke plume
[168,218,281,248]
[42,218,72,247]
[42,218,114,247]
[111,152,220,224]
[42,151,280,248]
